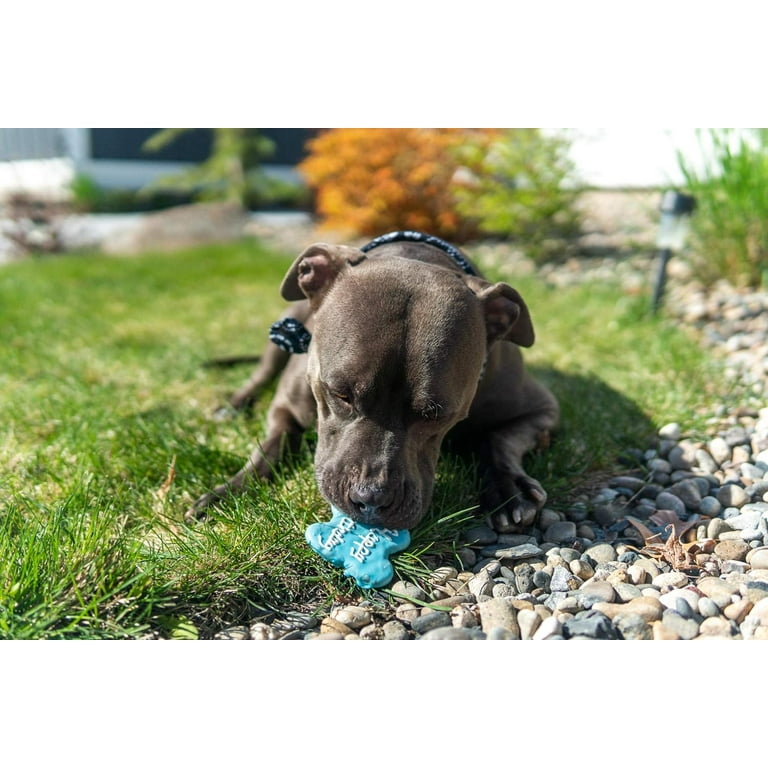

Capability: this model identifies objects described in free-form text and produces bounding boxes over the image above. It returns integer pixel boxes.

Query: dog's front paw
[185,495,212,524]
[482,470,547,533]
[185,484,230,524]
[212,404,238,422]
[228,391,253,411]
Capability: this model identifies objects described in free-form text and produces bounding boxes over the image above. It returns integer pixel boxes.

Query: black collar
[360,230,477,276]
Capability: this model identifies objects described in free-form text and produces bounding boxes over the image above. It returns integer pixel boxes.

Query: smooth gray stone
[655,491,688,517]
[410,611,452,635]
[382,620,411,640]
[584,543,617,564]
[562,610,619,640]
[613,613,653,640]
[419,626,486,640]
[662,610,700,640]
[698,597,720,618]
[667,478,703,510]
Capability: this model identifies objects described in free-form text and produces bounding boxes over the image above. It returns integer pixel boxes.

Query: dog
[188,231,559,532]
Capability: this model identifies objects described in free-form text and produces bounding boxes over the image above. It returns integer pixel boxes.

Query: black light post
[651,190,696,312]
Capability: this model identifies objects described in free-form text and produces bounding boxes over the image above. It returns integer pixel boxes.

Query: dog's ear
[280,243,366,306]
[467,277,535,347]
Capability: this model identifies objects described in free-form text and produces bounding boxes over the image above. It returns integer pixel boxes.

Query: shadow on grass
[525,365,655,505]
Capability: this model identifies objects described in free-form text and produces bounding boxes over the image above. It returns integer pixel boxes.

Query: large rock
[102,201,250,254]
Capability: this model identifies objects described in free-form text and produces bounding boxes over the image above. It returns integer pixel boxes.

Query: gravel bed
[667,278,768,395]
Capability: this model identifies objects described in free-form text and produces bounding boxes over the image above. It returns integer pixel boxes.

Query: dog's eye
[330,390,352,405]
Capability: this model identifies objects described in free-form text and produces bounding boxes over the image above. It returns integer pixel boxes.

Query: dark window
[260,128,318,164]
[90,129,212,162]
[89,128,316,164]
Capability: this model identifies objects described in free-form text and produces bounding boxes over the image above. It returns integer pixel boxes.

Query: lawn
[0,238,732,638]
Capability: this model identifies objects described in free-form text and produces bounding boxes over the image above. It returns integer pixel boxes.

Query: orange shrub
[298,128,497,241]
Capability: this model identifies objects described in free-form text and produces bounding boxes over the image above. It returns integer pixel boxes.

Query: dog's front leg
[186,405,307,522]
[187,355,316,523]
[480,403,559,533]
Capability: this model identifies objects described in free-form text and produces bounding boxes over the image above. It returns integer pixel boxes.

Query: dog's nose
[349,484,391,518]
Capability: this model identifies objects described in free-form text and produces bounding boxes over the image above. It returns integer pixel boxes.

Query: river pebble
[330,605,373,630]
[747,547,768,569]
[532,615,563,640]
[698,617,736,638]
[478,598,521,638]
[614,613,653,640]
[391,580,427,603]
[410,611,452,635]
[382,620,410,640]
[662,610,700,639]
[420,627,485,639]
[563,610,618,639]
[518,609,542,640]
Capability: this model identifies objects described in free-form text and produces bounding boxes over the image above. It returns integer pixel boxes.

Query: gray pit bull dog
[189,232,559,532]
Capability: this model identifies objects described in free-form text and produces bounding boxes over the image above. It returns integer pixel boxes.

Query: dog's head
[281,243,534,530]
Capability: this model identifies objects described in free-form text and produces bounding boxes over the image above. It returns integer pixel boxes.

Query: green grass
[0,239,741,638]
[676,128,768,288]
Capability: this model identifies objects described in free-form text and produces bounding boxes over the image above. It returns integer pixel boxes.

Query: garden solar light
[651,190,696,312]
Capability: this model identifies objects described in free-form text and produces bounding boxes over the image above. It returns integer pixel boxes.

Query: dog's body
[189,234,559,532]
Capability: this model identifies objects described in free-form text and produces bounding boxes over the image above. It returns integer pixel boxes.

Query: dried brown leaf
[152,456,177,514]
[624,514,703,573]
[649,509,697,540]
[648,525,701,572]
[624,516,663,546]
[156,456,176,498]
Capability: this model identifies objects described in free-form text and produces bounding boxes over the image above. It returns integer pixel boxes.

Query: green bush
[68,173,195,213]
[677,129,768,288]
[454,129,583,262]
[68,171,310,215]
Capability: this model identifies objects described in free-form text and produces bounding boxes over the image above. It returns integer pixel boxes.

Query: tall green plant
[677,128,768,288]
[453,129,583,262]
[142,128,296,209]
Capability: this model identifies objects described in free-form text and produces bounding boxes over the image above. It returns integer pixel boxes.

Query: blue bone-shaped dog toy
[305,506,411,589]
